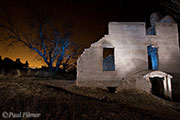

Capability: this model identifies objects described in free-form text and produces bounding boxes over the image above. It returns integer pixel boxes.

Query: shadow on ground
[0,77,180,120]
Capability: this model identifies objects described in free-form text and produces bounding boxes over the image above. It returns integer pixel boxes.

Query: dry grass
[0,77,180,120]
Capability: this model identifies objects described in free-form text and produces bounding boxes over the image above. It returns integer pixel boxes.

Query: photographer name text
[2,111,41,119]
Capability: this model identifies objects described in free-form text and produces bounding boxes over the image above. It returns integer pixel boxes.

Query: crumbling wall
[76,22,180,89]
[77,22,149,88]
[77,37,120,88]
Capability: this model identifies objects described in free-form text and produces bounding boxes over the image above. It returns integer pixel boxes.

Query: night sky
[0,0,162,67]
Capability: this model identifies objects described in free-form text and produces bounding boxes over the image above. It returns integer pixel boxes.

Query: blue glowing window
[103,48,115,71]
[147,45,158,70]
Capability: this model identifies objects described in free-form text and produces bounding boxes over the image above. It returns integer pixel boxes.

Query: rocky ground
[0,77,180,120]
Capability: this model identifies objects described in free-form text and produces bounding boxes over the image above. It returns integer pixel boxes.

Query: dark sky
[0,0,162,67]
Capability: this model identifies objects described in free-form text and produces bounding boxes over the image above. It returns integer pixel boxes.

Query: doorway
[144,71,173,100]
[150,77,165,98]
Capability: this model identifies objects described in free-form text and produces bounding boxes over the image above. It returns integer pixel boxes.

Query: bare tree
[161,0,180,20]
[0,0,79,73]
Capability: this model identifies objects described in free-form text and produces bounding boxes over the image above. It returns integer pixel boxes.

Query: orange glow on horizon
[0,44,46,68]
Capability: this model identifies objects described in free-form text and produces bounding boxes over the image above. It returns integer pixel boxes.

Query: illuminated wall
[76,22,180,88]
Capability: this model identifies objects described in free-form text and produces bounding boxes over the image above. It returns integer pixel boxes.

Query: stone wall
[76,22,180,89]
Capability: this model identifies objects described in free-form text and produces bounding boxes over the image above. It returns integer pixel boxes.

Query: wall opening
[150,77,165,98]
[146,26,156,35]
[146,22,156,35]
[144,71,173,100]
[147,45,158,70]
[107,87,117,93]
[103,48,115,71]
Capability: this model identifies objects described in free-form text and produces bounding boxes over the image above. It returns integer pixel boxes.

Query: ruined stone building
[76,19,180,99]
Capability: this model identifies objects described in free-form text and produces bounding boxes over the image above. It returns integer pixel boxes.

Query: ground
[0,77,180,120]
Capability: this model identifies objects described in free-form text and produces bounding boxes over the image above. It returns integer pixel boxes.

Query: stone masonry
[76,22,180,97]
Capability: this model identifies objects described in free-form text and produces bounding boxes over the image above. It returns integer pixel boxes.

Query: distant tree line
[0,56,29,75]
